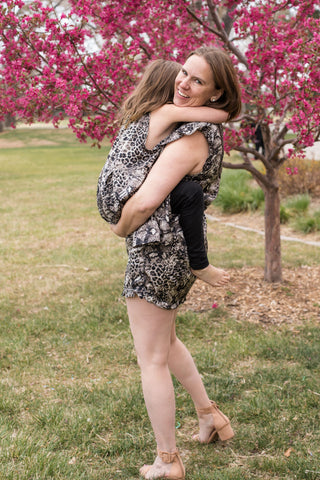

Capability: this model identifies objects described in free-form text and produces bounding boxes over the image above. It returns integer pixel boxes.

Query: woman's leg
[126,296,178,466]
[167,320,216,441]
[168,321,210,408]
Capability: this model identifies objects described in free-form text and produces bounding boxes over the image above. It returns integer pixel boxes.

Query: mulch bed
[181,266,320,327]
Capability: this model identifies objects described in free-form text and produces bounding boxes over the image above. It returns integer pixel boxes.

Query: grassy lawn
[0,128,319,480]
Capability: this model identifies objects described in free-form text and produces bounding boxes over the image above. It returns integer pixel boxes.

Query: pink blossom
[0,0,319,153]
[286,167,299,176]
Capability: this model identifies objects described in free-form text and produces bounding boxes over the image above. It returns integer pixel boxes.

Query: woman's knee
[140,351,171,375]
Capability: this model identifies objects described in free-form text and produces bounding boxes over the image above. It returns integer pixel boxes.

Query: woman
[97,58,230,287]
[110,47,241,479]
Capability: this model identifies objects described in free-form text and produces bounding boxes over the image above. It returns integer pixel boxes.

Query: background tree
[1,0,319,282]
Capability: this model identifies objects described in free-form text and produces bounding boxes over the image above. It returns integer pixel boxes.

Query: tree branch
[185,5,221,36]
[65,35,119,108]
[206,0,249,68]
[274,124,288,144]
[185,2,248,68]
[222,159,270,188]
[122,28,152,59]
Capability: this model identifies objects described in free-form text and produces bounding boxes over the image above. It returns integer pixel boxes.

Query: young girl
[97,59,230,287]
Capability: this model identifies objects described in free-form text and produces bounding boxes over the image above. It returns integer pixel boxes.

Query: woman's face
[173,54,217,107]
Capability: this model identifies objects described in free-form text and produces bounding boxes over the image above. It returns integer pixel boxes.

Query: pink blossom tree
[1,0,319,281]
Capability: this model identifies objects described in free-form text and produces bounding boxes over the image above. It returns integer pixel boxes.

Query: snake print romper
[97,114,223,310]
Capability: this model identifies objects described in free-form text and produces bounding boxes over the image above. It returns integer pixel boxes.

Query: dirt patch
[182,265,320,327]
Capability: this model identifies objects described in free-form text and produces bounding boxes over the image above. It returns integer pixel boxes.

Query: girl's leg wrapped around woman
[170,181,230,288]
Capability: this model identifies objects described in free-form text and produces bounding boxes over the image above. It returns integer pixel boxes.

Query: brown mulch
[181,266,320,327]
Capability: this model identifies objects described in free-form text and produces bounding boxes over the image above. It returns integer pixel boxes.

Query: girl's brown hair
[188,47,242,120]
[119,59,181,127]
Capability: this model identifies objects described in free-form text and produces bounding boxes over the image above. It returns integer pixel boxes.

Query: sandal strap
[158,450,179,464]
[196,400,218,415]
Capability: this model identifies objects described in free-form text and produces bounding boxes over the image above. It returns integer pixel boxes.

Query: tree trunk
[264,183,282,282]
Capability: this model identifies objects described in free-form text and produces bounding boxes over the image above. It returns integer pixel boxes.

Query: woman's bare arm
[110,131,208,237]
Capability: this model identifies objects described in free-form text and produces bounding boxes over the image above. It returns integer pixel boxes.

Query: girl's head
[174,47,242,120]
[120,59,181,126]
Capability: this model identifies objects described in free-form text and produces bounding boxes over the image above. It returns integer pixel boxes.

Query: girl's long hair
[119,60,181,127]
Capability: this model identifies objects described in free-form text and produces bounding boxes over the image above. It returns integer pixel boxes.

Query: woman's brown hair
[119,59,181,127]
[188,47,242,120]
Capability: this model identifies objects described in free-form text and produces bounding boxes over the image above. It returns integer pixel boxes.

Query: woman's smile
[177,89,189,98]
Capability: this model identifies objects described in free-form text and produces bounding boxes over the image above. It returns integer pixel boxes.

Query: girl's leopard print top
[97,113,223,247]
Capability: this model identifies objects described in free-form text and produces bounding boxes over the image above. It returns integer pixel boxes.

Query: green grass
[280,194,311,225]
[0,128,319,479]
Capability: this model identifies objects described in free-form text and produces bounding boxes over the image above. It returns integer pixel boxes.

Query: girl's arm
[147,104,228,148]
[158,103,228,124]
[110,131,208,237]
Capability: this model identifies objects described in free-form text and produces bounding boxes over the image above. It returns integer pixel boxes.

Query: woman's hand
[109,192,155,237]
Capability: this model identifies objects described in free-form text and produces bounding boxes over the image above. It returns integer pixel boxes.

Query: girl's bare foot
[191,264,230,287]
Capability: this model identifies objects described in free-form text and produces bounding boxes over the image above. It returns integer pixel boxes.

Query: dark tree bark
[263,182,282,282]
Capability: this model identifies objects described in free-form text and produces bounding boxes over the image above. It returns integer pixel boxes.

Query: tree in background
[1,0,319,281]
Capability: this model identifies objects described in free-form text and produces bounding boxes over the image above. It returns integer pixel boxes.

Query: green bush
[215,170,264,213]
[283,194,310,214]
[293,210,320,233]
[280,205,291,224]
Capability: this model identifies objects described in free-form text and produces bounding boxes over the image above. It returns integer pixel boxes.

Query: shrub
[283,194,310,214]
[216,170,264,213]
[293,210,320,233]
[280,205,291,224]
[278,157,320,197]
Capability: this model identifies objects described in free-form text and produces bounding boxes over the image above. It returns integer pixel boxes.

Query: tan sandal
[194,400,234,443]
[139,449,185,480]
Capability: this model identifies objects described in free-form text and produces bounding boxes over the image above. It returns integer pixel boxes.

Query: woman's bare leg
[126,297,179,478]
[168,320,215,441]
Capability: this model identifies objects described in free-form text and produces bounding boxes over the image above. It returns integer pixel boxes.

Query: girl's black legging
[170,180,209,270]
